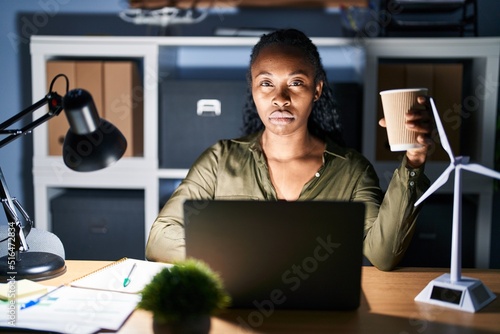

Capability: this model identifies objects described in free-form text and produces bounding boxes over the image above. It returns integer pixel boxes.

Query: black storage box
[399,194,477,267]
[159,80,248,169]
[330,82,363,151]
[51,189,145,260]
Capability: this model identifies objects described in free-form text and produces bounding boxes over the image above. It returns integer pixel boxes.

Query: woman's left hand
[403,95,435,168]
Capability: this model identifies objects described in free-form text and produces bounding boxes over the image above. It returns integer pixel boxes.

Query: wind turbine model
[413,98,499,312]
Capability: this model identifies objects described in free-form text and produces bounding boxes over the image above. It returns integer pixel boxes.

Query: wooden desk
[43,261,500,333]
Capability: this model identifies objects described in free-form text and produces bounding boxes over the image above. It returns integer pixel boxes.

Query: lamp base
[415,273,496,312]
[0,252,66,282]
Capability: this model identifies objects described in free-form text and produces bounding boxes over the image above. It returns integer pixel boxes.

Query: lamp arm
[0,92,63,149]
[0,74,67,260]
[0,73,67,149]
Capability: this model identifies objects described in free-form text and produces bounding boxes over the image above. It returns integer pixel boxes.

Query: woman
[146,29,433,271]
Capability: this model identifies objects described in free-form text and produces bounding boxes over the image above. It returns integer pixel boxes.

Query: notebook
[70,258,172,294]
[184,200,366,310]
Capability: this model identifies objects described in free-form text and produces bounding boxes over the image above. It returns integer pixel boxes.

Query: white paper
[0,285,140,334]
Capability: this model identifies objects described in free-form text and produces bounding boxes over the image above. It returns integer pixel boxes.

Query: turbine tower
[414,98,499,312]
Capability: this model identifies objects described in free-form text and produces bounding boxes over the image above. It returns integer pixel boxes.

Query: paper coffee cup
[379,88,428,151]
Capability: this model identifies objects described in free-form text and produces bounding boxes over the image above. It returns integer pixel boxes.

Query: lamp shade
[62,89,127,172]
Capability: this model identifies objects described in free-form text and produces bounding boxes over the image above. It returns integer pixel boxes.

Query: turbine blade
[430,98,454,162]
[415,164,455,206]
[462,163,500,180]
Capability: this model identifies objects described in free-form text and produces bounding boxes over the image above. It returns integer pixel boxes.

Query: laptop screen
[184,200,365,311]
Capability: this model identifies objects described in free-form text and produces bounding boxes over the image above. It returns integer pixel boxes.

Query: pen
[20,284,65,310]
[123,263,137,287]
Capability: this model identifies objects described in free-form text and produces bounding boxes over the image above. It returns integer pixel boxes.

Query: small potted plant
[138,259,231,334]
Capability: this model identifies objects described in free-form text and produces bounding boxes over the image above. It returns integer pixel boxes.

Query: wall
[0,0,499,225]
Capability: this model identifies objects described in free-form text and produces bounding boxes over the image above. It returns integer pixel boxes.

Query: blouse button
[315,172,320,178]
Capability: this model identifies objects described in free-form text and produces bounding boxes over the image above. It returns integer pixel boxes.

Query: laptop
[184,200,365,311]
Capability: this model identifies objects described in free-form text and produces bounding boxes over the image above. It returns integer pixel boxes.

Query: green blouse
[146,131,430,271]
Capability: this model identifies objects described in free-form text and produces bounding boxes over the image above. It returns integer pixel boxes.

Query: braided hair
[242,28,344,146]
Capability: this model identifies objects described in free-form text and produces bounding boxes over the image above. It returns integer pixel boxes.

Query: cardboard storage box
[103,61,143,157]
[51,189,145,260]
[46,60,142,157]
[46,61,104,156]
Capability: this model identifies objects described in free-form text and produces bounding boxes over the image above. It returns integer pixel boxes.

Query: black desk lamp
[0,74,127,281]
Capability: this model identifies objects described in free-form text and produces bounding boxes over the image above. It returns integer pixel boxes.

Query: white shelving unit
[362,38,500,268]
[30,36,499,267]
